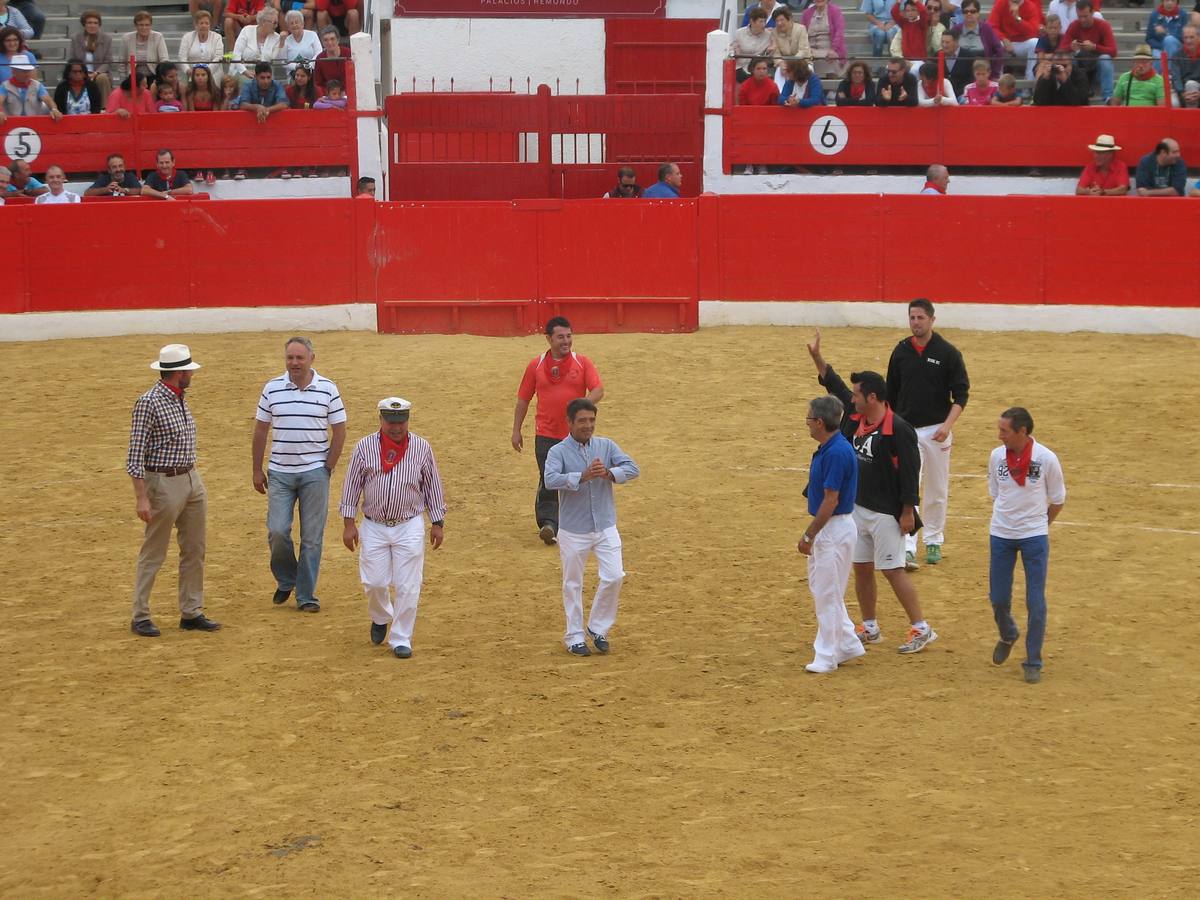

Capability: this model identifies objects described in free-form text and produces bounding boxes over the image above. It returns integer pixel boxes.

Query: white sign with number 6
[4,126,42,164]
[808,116,848,157]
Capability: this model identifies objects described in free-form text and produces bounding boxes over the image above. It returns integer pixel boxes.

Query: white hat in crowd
[150,343,202,371]
[1087,134,1121,152]
[9,54,35,72]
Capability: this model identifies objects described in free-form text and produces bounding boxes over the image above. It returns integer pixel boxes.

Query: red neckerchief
[1006,438,1034,486]
[849,82,865,99]
[379,431,409,473]
[162,381,184,398]
[1156,4,1177,17]
[543,351,575,384]
[909,336,927,355]
[854,404,895,438]
[922,180,945,194]
[1134,66,1156,81]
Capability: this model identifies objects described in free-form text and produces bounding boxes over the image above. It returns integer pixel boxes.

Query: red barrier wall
[0,109,357,178]
[725,106,1200,170]
[5,194,1198,328]
[604,18,714,94]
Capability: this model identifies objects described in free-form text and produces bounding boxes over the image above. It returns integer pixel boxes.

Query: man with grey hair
[252,336,347,613]
[0,165,9,204]
[798,395,866,673]
[920,164,950,194]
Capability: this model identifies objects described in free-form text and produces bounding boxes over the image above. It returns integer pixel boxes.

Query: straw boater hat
[150,343,201,371]
[1087,134,1121,153]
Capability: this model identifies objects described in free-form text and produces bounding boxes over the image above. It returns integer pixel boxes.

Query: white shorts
[852,505,905,570]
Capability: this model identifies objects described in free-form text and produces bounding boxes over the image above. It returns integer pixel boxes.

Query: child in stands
[155,82,183,112]
[963,58,998,104]
[313,78,346,108]
[992,72,1022,105]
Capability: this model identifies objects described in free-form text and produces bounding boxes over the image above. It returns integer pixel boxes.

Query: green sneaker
[925,544,942,565]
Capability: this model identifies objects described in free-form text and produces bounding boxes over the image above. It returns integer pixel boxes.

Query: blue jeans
[267,467,330,605]
[989,534,1049,670]
[867,23,898,57]
[1155,35,1181,76]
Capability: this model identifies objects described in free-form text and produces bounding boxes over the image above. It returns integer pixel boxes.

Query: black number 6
[819,119,838,149]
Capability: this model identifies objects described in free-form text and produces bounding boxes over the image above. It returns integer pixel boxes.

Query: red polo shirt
[738,75,780,106]
[517,351,602,439]
[1077,158,1129,192]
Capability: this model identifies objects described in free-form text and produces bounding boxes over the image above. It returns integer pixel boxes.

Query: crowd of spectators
[732,0,1200,107]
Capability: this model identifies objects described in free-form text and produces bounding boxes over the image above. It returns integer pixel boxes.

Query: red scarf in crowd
[543,351,575,384]
[1006,438,1034,486]
[922,180,946,194]
[380,431,409,473]
[1134,66,1157,81]
[849,82,866,100]
[1157,4,1178,18]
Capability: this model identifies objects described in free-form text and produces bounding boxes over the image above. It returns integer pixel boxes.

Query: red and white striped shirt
[338,431,446,524]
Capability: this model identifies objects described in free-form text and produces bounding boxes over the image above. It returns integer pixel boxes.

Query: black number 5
[13,131,33,157]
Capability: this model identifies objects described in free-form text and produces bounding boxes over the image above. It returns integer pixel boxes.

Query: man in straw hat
[1110,44,1165,106]
[1075,133,1129,196]
[340,397,446,659]
[126,344,221,637]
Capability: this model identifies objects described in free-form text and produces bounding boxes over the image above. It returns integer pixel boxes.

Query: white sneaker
[898,626,938,654]
[856,623,883,645]
[805,660,837,674]
[838,643,867,664]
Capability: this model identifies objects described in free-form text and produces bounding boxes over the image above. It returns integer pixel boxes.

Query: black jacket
[820,366,923,523]
[874,72,919,107]
[835,77,876,106]
[886,332,970,428]
[1032,67,1090,106]
[943,55,975,98]
[54,79,103,114]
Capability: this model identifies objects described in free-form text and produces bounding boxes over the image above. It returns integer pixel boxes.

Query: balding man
[1135,138,1186,196]
[920,164,950,194]
[642,162,682,198]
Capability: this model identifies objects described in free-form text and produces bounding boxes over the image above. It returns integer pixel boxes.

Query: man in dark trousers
[808,331,937,655]
[886,298,970,569]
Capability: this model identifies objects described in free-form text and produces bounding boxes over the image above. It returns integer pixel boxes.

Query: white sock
[913,620,929,632]
[863,619,879,632]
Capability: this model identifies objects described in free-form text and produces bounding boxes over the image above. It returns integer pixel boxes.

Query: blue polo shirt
[807,431,857,516]
[642,181,680,199]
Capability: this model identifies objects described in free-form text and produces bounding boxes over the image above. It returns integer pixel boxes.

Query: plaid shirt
[126,381,197,478]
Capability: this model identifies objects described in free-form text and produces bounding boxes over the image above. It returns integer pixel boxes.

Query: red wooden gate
[385,85,703,200]
[604,18,714,94]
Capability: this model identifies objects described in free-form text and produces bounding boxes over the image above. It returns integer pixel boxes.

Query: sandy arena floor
[0,325,1197,898]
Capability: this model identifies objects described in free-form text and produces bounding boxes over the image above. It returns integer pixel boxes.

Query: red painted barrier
[385,86,703,200]
[725,106,1200,170]
[0,107,357,177]
[604,18,714,95]
[5,194,1198,327]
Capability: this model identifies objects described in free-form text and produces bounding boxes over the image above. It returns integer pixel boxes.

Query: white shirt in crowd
[988,440,1067,540]
[918,78,960,106]
[36,190,81,204]
[280,29,322,74]
[255,369,347,473]
[232,27,283,76]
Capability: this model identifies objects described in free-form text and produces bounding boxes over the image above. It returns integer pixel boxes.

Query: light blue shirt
[544,435,639,535]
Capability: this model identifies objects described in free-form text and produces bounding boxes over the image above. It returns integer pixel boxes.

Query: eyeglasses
[805,416,819,422]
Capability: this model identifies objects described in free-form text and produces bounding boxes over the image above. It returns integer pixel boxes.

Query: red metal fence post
[537,83,552,196]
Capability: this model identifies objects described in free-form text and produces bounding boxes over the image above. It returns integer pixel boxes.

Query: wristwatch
[802,532,813,543]
[432,520,444,528]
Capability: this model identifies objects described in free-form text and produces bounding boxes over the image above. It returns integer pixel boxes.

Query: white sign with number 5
[808,116,848,157]
[4,126,42,164]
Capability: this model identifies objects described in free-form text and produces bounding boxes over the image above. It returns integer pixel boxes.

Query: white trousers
[808,515,865,667]
[906,423,953,552]
[1009,37,1039,79]
[359,516,425,649]
[558,525,624,648]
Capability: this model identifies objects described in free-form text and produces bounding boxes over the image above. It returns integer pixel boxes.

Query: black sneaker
[393,645,412,659]
[567,642,591,657]
[993,639,1016,665]
[539,524,557,545]
[1023,664,1041,684]
[131,619,161,637]
[587,628,609,654]
[272,588,291,605]
[179,614,222,632]
[371,622,387,645]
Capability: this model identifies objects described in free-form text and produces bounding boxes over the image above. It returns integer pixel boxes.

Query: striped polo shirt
[255,369,346,473]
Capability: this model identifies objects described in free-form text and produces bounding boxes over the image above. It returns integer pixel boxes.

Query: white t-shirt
[36,190,81,204]
[988,440,1067,539]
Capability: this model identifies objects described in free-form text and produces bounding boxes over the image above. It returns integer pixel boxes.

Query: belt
[366,515,411,527]
[147,465,194,476]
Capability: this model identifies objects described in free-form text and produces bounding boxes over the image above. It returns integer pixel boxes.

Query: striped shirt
[544,435,639,534]
[255,369,346,473]
[126,381,197,479]
[338,431,447,524]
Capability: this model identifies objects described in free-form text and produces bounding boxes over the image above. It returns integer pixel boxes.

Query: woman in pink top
[105,72,155,117]
[963,58,998,104]
[800,0,847,78]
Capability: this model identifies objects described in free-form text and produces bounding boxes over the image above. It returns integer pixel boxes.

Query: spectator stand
[704,26,1200,191]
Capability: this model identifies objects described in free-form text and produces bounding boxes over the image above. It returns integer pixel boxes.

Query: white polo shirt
[988,440,1067,540]
[255,369,346,473]
[35,190,81,204]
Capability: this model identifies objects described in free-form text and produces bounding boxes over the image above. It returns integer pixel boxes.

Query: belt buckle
[384,518,401,526]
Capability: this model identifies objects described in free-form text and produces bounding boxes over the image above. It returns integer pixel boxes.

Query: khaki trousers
[131,469,207,622]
